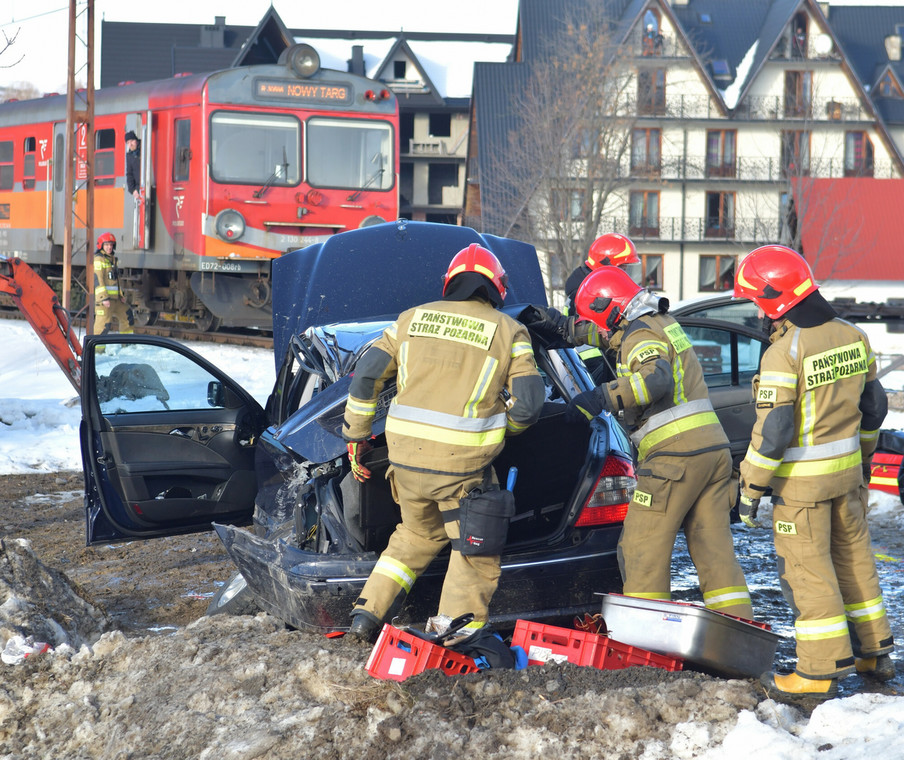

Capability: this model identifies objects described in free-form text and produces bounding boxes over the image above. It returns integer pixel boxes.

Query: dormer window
[394,60,407,79]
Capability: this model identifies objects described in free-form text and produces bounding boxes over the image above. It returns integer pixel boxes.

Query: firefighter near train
[0,44,399,331]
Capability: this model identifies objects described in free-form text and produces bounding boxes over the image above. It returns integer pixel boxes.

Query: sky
[0,311,903,754]
[1,0,898,93]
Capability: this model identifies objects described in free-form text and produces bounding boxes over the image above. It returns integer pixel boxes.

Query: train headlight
[215,209,246,241]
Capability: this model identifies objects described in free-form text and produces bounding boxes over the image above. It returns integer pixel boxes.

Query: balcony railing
[626,156,896,182]
[733,95,870,122]
[606,215,783,243]
[407,138,465,157]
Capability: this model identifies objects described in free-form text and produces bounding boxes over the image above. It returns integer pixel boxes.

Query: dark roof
[795,178,904,280]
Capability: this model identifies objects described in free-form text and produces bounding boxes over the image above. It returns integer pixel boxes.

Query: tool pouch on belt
[455,478,515,557]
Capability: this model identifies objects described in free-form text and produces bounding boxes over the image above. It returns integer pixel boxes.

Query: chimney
[886,34,902,61]
[201,16,225,48]
[348,45,366,76]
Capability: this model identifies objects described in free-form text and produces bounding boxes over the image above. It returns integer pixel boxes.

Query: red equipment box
[510,620,682,672]
[365,624,480,682]
[870,452,902,496]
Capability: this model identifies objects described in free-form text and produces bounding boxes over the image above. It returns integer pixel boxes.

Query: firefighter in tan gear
[734,245,894,703]
[93,233,134,338]
[567,266,754,620]
[342,243,545,644]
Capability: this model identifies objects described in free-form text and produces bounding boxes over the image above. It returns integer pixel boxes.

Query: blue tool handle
[506,466,518,491]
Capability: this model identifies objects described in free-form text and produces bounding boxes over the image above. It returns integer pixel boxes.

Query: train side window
[173,118,191,182]
[23,137,36,190]
[95,128,116,186]
[0,141,12,190]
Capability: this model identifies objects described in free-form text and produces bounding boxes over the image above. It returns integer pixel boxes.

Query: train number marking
[199,261,242,272]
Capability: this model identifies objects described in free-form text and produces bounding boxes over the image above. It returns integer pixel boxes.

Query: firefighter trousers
[94,299,134,336]
[618,447,753,619]
[352,466,502,625]
[773,484,894,679]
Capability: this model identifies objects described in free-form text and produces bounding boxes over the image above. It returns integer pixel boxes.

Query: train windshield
[210,112,300,185]
[306,118,393,191]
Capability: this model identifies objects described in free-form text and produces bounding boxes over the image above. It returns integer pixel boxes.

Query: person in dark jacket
[125,130,141,203]
[343,244,545,644]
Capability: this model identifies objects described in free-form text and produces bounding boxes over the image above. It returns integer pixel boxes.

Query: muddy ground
[0,472,899,760]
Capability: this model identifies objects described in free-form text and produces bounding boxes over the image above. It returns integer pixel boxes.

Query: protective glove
[520,305,571,344]
[566,386,609,423]
[346,440,373,482]
[862,462,872,486]
[738,492,761,528]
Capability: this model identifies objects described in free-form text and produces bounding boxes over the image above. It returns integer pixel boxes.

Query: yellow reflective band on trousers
[372,556,416,593]
[636,411,721,459]
[845,595,887,624]
[775,451,861,478]
[386,416,507,448]
[703,586,752,610]
[795,614,849,641]
[626,591,671,600]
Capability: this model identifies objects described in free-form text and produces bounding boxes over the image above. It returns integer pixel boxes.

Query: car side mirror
[208,380,225,407]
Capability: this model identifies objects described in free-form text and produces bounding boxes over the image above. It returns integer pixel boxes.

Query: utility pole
[62,0,95,331]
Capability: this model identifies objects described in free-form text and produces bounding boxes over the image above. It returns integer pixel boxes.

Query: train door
[124,112,152,250]
[168,110,199,258]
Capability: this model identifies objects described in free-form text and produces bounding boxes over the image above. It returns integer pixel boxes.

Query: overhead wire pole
[62,0,95,332]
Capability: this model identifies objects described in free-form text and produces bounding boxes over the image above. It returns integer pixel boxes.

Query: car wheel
[206,571,260,616]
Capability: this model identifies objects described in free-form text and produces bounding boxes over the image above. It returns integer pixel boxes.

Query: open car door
[80,334,268,544]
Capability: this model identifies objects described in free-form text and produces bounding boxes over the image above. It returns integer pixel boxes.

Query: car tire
[206,571,260,616]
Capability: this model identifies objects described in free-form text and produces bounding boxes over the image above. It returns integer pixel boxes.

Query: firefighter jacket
[94,252,121,302]
[343,297,545,477]
[603,310,728,460]
[740,317,887,503]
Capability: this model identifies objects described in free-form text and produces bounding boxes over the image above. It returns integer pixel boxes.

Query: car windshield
[210,111,300,185]
[306,118,393,190]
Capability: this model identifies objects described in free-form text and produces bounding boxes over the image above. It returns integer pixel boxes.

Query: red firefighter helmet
[442,243,508,301]
[575,266,643,333]
[734,245,818,319]
[586,233,639,269]
[97,232,116,251]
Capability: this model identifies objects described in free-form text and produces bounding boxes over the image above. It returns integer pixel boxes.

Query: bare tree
[1,28,24,69]
[483,10,638,300]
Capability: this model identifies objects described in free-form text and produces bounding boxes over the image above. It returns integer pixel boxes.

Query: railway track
[1,305,273,349]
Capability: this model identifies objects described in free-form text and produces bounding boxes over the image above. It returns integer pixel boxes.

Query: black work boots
[347,613,382,644]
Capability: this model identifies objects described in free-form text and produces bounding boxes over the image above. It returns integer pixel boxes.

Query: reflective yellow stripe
[637,412,720,459]
[744,445,782,471]
[800,389,815,447]
[397,341,409,392]
[795,614,849,641]
[373,556,416,593]
[703,586,752,610]
[464,356,497,418]
[578,345,602,359]
[860,428,880,442]
[871,475,897,488]
[385,323,398,341]
[775,451,862,478]
[506,417,530,433]
[346,397,377,417]
[760,371,797,389]
[386,417,506,448]
[625,591,672,601]
[512,341,533,358]
[630,372,650,405]
[672,351,687,406]
[845,596,887,623]
[627,340,668,366]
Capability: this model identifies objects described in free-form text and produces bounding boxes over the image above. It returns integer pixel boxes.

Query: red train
[0,44,399,330]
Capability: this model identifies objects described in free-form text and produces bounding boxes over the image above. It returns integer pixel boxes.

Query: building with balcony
[464,0,904,302]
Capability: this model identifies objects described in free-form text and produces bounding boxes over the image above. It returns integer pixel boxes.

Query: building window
[173,118,191,182]
[844,131,874,177]
[629,190,659,237]
[642,9,664,56]
[429,113,451,138]
[781,131,810,177]
[95,128,116,186]
[427,163,457,205]
[705,130,736,178]
[0,141,12,190]
[637,69,666,116]
[784,71,811,118]
[631,128,661,175]
[878,73,903,98]
[642,254,663,288]
[705,192,735,239]
[393,60,407,79]
[699,254,736,292]
[23,137,36,190]
[791,13,808,59]
[551,189,585,220]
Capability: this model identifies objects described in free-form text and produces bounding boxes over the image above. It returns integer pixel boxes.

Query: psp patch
[775,520,797,535]
[632,489,652,508]
[757,387,777,404]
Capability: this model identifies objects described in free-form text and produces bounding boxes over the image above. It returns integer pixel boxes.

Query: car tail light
[575,456,635,527]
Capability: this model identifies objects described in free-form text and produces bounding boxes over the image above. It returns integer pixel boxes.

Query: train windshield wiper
[254,147,290,198]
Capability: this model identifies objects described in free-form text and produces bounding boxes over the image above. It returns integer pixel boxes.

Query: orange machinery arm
[0,257,82,392]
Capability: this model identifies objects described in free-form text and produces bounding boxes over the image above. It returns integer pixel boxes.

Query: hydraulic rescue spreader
[0,257,83,392]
